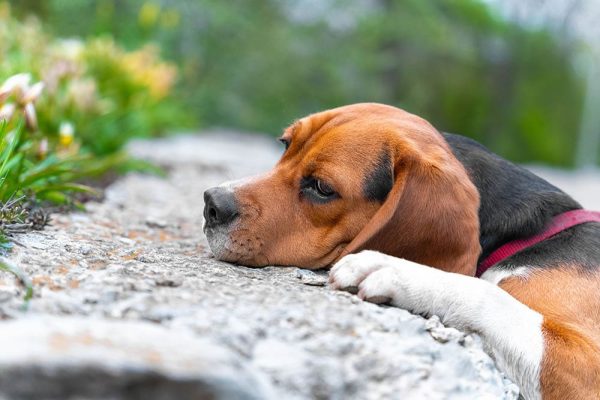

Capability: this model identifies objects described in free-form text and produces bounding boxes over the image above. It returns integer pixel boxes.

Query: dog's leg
[329,250,544,400]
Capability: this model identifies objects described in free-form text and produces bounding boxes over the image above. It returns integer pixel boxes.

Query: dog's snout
[203,187,239,227]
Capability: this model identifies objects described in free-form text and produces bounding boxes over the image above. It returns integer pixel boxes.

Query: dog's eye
[315,179,335,197]
[278,138,290,150]
[300,176,338,203]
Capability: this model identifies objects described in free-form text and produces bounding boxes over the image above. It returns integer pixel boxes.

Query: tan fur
[500,268,600,399]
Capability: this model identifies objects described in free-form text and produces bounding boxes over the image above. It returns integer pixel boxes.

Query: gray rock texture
[0,316,271,400]
[1,130,598,399]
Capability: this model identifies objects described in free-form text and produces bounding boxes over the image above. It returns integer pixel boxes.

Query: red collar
[476,209,600,277]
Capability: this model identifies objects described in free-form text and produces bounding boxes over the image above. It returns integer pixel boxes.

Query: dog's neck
[442,133,582,264]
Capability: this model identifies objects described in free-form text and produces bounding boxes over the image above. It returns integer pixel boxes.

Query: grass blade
[0,120,23,178]
[35,183,98,196]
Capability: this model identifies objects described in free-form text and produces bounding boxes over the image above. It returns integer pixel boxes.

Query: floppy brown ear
[338,131,481,276]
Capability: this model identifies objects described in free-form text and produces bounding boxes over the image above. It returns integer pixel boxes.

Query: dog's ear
[338,127,481,275]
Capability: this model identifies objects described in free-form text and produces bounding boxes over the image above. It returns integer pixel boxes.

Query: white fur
[203,223,232,259]
[481,265,531,285]
[330,251,543,400]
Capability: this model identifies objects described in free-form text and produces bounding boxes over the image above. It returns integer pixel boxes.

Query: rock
[425,315,467,344]
[146,216,168,229]
[0,286,18,303]
[0,316,273,400]
[252,339,346,400]
[295,268,328,286]
[117,236,135,245]
[78,244,93,255]
[155,275,184,287]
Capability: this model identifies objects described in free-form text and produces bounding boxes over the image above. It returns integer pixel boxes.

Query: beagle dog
[203,103,600,400]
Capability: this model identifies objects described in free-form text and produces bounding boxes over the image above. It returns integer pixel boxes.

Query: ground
[1,131,598,400]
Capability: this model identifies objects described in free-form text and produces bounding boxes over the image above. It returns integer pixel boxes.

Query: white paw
[329,251,388,290]
[330,250,448,314]
[329,250,408,304]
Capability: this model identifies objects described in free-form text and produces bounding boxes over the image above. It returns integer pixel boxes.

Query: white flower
[0,73,31,102]
[0,103,15,122]
[21,81,44,104]
[24,102,37,131]
[59,121,75,146]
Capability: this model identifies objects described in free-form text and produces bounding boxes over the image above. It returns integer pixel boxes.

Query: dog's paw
[330,251,500,337]
[329,250,400,302]
[329,250,442,311]
[355,265,405,305]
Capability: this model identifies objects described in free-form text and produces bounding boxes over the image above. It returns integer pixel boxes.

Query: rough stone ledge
[0,316,272,400]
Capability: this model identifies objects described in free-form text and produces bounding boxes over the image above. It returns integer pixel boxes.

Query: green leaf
[35,183,98,196]
[36,190,69,204]
[0,121,24,179]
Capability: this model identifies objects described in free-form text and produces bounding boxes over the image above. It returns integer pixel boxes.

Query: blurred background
[1,1,599,222]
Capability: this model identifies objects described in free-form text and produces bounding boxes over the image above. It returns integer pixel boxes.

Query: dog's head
[203,103,481,274]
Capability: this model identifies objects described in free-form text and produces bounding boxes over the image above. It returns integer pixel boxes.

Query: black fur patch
[363,149,393,202]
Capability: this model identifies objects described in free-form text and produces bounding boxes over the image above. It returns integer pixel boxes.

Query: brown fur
[500,269,600,399]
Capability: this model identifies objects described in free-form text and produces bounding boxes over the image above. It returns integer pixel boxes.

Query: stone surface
[0,316,271,400]
[1,130,598,399]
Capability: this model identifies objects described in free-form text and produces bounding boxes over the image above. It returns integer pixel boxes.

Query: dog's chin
[204,226,230,260]
[204,226,268,267]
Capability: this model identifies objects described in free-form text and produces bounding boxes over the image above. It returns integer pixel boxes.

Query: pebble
[145,216,168,229]
[425,315,466,344]
[78,245,93,255]
[295,268,328,286]
[155,275,184,287]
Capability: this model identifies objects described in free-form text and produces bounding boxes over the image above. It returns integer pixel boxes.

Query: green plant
[0,75,87,243]
[0,2,186,156]
[0,2,182,304]
[0,4,179,246]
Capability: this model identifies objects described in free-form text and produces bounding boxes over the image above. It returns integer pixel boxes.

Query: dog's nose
[203,187,239,228]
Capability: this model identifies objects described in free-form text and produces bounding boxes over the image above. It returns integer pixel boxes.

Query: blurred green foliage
[0,1,177,243]
[10,0,585,166]
[1,6,185,156]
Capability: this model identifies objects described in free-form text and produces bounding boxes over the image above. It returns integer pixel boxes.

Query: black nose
[203,187,239,228]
